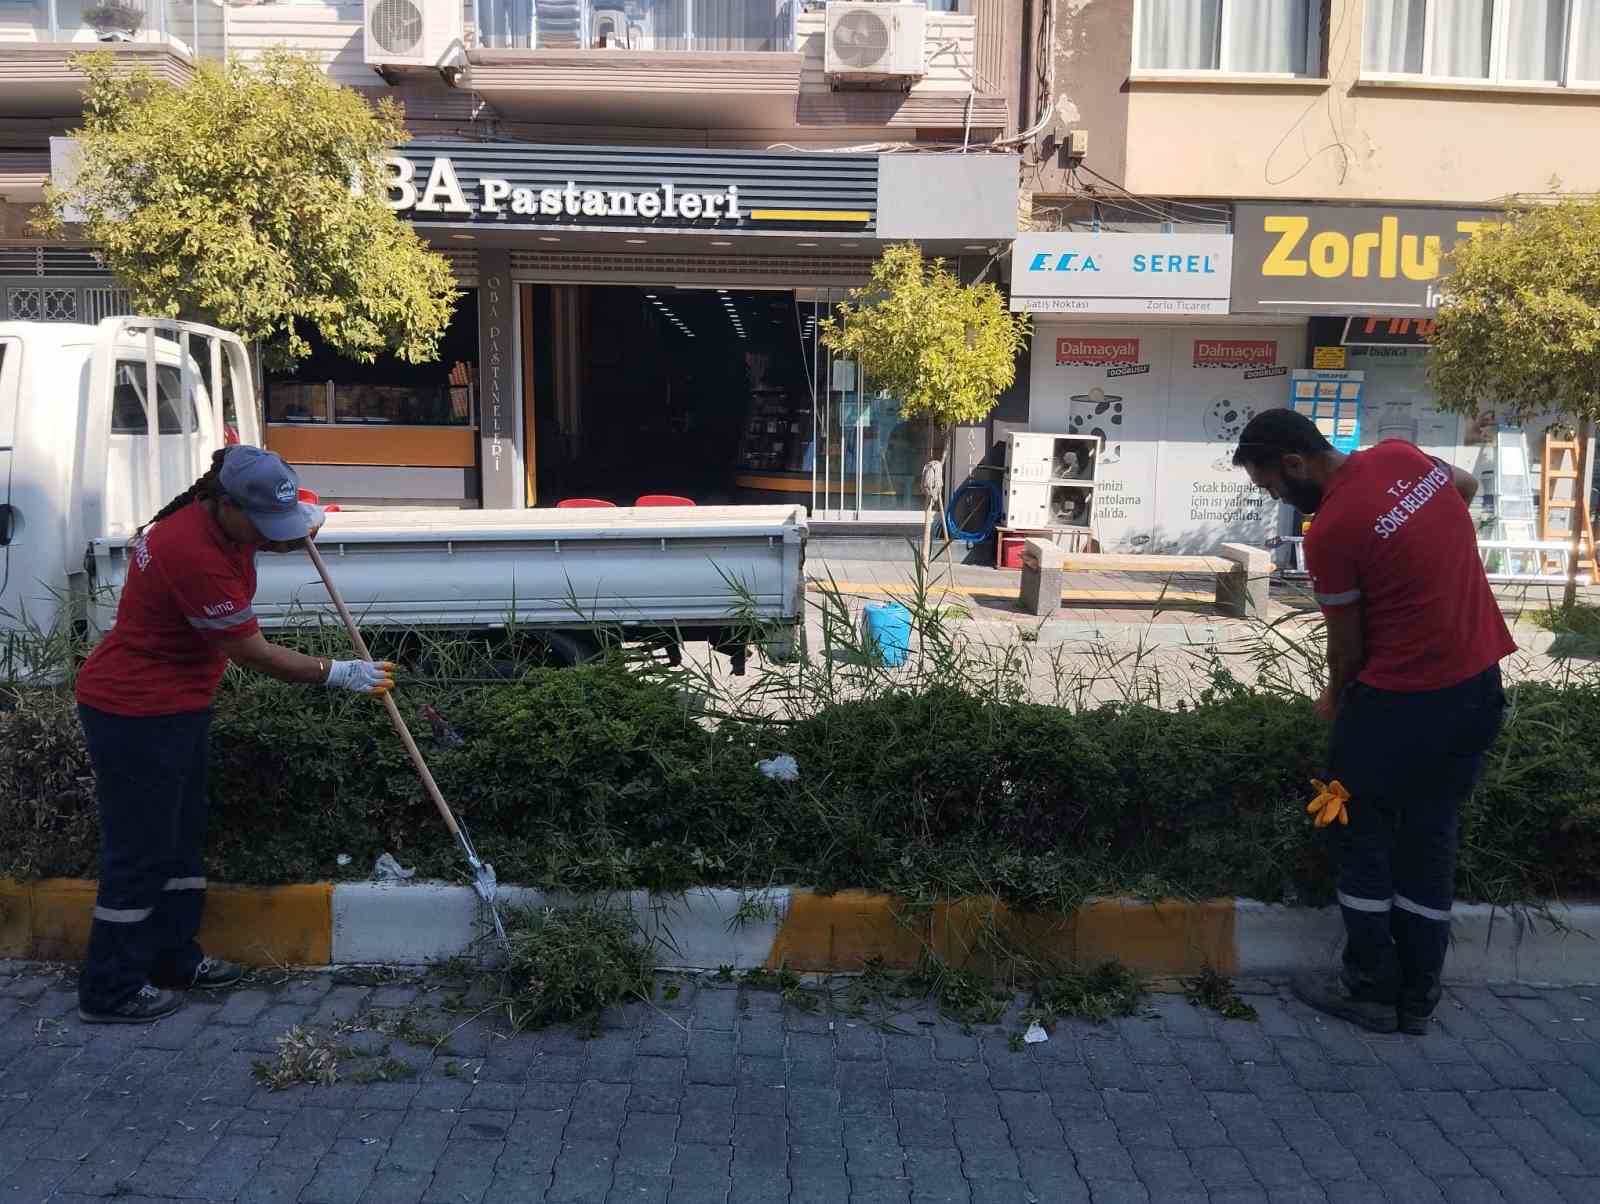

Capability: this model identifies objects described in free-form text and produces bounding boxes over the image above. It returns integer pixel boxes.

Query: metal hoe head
[454,821,509,947]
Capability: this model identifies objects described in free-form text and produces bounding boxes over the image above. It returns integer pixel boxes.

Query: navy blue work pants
[76,704,212,1013]
[1327,666,1505,1018]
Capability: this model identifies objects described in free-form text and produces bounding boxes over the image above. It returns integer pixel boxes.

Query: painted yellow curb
[0,879,333,967]
[767,891,1239,976]
[1076,897,1237,976]
[765,889,925,972]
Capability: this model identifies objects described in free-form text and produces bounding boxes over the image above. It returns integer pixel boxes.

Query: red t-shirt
[76,501,259,717]
[1304,439,1514,693]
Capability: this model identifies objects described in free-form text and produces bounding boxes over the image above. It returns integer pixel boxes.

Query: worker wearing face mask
[1231,410,1513,1036]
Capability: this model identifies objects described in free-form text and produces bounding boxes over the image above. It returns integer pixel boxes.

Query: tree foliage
[41,49,458,366]
[1429,199,1600,425]
[821,243,1030,432]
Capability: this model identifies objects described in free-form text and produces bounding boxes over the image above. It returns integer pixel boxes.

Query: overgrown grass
[499,905,656,1032]
[1527,602,1600,637]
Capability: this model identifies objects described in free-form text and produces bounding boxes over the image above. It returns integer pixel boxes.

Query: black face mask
[1279,472,1325,515]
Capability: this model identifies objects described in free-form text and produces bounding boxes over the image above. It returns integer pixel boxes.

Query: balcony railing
[1,1,226,62]
[472,1,800,53]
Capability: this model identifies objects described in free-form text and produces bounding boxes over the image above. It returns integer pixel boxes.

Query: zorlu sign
[1011,232,1233,315]
[1232,204,1498,315]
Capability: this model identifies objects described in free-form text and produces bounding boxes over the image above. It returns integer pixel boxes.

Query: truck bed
[89,505,807,633]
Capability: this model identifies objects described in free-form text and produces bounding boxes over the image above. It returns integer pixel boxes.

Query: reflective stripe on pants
[77,704,213,1013]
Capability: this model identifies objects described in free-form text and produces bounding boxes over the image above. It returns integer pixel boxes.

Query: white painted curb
[332,883,791,970]
[1234,900,1600,986]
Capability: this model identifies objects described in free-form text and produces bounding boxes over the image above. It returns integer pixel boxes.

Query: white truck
[0,318,807,676]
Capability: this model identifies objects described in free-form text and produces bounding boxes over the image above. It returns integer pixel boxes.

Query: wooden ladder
[1540,432,1597,578]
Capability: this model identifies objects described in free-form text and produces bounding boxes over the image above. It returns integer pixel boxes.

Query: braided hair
[139,447,231,535]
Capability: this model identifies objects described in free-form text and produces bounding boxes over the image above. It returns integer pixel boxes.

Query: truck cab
[0,318,256,658]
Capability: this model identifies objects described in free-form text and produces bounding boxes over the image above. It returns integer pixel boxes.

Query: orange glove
[1307,779,1350,828]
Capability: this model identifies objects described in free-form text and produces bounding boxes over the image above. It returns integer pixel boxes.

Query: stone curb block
[5,879,1596,985]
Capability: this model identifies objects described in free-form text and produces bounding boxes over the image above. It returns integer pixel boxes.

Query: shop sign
[477,250,519,510]
[1057,336,1140,366]
[1232,204,1498,315]
[1341,315,1437,347]
[381,154,744,226]
[1011,232,1233,315]
[1193,339,1277,369]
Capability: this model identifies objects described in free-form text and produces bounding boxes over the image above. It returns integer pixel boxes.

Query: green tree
[40,48,457,367]
[1429,199,1600,608]
[822,243,1030,558]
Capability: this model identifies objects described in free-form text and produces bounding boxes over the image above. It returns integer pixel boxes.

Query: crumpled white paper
[756,755,801,782]
[373,852,417,881]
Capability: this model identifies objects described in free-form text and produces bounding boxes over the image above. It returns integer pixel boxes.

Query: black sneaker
[1398,1011,1431,1036]
[78,985,182,1025]
[1291,971,1399,1034]
[189,956,245,989]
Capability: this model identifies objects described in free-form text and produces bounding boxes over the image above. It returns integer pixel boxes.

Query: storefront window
[267,382,329,425]
[265,293,479,429]
[860,387,932,513]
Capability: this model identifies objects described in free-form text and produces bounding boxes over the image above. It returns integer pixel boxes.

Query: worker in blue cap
[74,446,395,1023]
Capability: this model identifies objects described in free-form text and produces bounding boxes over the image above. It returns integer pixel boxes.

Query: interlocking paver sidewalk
[1,961,1598,1203]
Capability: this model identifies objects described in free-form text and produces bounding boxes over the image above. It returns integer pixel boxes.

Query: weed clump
[1184,966,1258,1020]
[252,1024,343,1090]
[1034,960,1145,1023]
[501,905,655,1031]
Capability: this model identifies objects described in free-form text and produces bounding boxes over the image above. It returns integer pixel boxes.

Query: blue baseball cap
[218,446,309,543]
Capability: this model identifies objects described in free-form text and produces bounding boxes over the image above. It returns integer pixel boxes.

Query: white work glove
[324,659,396,696]
[300,502,326,538]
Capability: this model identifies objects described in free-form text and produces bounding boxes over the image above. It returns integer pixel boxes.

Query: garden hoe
[305,540,510,949]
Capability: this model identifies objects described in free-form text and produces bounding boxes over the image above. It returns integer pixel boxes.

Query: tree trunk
[1565,415,1594,611]
[939,428,959,577]
[918,422,947,566]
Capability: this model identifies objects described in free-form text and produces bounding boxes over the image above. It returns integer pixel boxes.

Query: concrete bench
[1020,541,1272,619]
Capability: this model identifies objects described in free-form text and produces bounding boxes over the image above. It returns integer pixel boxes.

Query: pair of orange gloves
[1307,779,1350,827]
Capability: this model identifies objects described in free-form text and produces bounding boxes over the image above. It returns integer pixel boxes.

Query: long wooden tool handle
[305,540,462,840]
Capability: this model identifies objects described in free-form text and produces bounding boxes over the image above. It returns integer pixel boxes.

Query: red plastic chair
[634,494,695,507]
[297,487,340,513]
[557,498,617,509]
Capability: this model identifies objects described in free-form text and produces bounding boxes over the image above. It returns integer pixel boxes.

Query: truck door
[75,319,259,554]
[0,336,18,604]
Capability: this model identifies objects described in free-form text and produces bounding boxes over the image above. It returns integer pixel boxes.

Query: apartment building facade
[1,1,1029,515]
[1007,0,1599,556]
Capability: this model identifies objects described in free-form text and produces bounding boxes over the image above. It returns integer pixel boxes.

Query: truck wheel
[537,630,601,668]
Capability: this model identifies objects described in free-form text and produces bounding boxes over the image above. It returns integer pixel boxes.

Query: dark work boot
[78,984,182,1025]
[189,956,245,989]
[156,955,245,991]
[1398,1010,1431,1036]
[1291,971,1399,1034]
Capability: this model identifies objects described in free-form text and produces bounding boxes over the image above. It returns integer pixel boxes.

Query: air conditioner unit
[363,0,463,71]
[825,2,927,81]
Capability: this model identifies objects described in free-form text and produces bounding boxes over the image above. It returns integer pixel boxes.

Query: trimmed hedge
[3,664,1598,910]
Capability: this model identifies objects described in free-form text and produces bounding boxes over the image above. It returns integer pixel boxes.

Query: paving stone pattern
[2,962,1600,1202]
